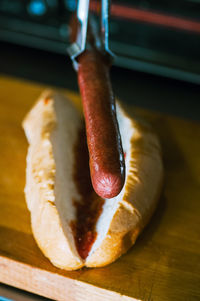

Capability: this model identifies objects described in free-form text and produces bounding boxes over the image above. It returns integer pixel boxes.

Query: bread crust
[23,91,84,270]
[86,114,163,267]
[23,91,163,270]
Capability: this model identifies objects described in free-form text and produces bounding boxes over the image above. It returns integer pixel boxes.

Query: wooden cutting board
[0,75,200,301]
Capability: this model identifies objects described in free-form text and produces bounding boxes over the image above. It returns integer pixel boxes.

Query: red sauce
[44,97,51,105]
[71,125,104,259]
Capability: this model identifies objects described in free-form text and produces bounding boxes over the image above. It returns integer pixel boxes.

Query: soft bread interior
[50,92,83,261]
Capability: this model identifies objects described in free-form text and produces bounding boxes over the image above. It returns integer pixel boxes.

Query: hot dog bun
[23,90,163,270]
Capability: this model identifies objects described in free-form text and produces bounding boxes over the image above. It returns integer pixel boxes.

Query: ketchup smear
[44,97,51,105]
[71,125,104,259]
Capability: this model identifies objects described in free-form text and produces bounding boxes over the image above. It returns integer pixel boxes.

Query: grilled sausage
[78,50,125,198]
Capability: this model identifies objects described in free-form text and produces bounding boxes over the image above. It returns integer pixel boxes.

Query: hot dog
[69,15,125,198]
[78,50,125,199]
[23,91,163,270]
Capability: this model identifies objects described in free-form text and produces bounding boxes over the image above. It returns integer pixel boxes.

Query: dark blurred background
[0,0,200,120]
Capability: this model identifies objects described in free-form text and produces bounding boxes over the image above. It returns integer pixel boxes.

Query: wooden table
[0,75,200,301]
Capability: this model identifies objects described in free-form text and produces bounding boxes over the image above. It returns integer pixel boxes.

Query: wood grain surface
[0,75,200,301]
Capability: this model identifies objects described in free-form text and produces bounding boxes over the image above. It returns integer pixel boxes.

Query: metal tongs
[67,0,113,68]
